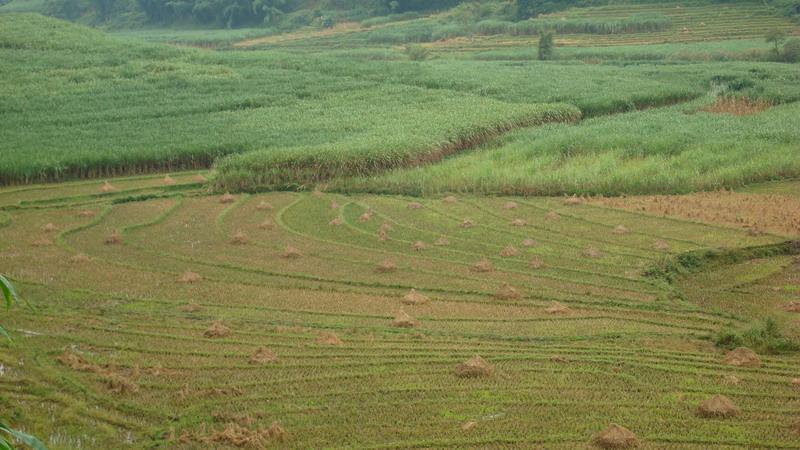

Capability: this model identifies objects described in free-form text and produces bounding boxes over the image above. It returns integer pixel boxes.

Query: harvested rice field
[1,174,799,449]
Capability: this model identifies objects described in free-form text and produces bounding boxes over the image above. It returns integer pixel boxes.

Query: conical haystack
[582,246,602,258]
[230,231,249,245]
[163,175,176,185]
[204,321,231,338]
[358,212,372,222]
[69,253,91,263]
[42,223,58,232]
[499,245,518,257]
[434,236,450,246]
[256,200,273,211]
[377,229,388,242]
[407,202,423,210]
[402,289,430,305]
[78,210,96,218]
[182,303,202,313]
[529,256,545,269]
[545,302,570,314]
[32,238,53,247]
[194,174,207,182]
[723,347,761,367]
[391,310,417,328]
[375,259,397,273]
[379,222,393,232]
[545,211,560,221]
[592,424,638,449]
[521,238,538,248]
[502,201,518,210]
[564,195,583,206]
[785,302,800,312]
[220,192,236,204]
[697,394,739,418]
[495,283,521,300]
[317,332,342,346]
[411,241,427,251]
[455,355,493,378]
[178,271,202,284]
[460,219,475,229]
[443,195,457,204]
[613,225,630,235]
[282,245,302,259]
[329,217,343,226]
[723,375,741,385]
[249,347,278,364]
[470,258,493,273]
[259,219,274,230]
[105,231,122,245]
[510,218,527,227]
[100,181,115,193]
[653,240,670,251]
[330,200,339,210]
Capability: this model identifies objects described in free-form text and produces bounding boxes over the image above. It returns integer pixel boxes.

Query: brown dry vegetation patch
[249,347,278,364]
[455,355,493,378]
[700,96,772,116]
[697,394,739,418]
[316,332,342,346]
[78,210,96,218]
[204,321,231,338]
[434,236,450,246]
[407,202,423,210]
[104,231,122,245]
[391,310,418,328]
[592,424,638,449]
[402,289,430,305]
[182,302,202,313]
[258,219,274,230]
[529,256,545,269]
[495,283,521,300]
[502,201,518,210]
[42,223,58,232]
[442,195,457,204]
[511,218,527,227]
[470,258,493,273]
[375,259,398,273]
[521,238,538,247]
[460,219,475,229]
[163,175,176,185]
[328,217,343,226]
[545,302,570,314]
[69,253,91,263]
[411,240,427,251]
[591,190,800,236]
[192,422,286,448]
[256,200,273,211]
[100,181,115,193]
[282,245,302,259]
[233,21,361,47]
[499,245,518,257]
[57,349,139,394]
[230,231,249,245]
[178,271,202,284]
[723,347,761,367]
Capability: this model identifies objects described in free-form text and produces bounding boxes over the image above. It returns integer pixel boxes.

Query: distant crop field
[1,175,799,448]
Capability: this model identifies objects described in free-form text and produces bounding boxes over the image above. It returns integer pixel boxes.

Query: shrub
[783,38,800,63]
[405,44,429,61]
[538,30,554,60]
[714,318,798,354]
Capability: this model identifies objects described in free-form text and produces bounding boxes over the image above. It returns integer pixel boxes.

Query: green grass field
[1,175,799,448]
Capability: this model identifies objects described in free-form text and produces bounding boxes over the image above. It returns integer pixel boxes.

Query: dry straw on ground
[723,375,741,385]
[529,256,545,269]
[178,271,202,284]
[613,225,630,235]
[402,289,430,305]
[230,231,249,245]
[443,195,457,204]
[581,246,602,258]
[42,223,58,232]
[163,175,176,185]
[511,218,527,227]
[220,192,236,204]
[100,181,115,193]
[455,355,493,378]
[104,231,122,245]
[697,394,739,418]
[411,241,427,251]
[545,211,560,221]
[470,258,493,273]
[358,212,372,222]
[723,347,761,367]
[317,332,342,346]
[204,321,231,338]
[375,259,398,273]
[500,245,518,257]
[256,200,273,211]
[545,302,570,314]
[78,210,96,218]
[592,424,638,449]
[434,237,450,246]
[564,195,583,206]
[258,219,274,230]
[32,238,53,247]
[282,245,302,259]
[407,202,423,210]
[197,422,286,447]
[701,96,771,116]
[182,303,202,313]
[653,240,670,251]
[495,283,521,300]
[521,238,538,247]
[391,310,417,328]
[460,219,475,229]
[328,217,343,226]
[249,347,278,364]
[502,201,518,210]
[194,174,207,182]
[783,302,800,312]
[69,253,91,263]
[379,222,393,233]
[330,200,339,210]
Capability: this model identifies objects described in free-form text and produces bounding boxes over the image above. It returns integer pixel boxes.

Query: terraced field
[1,174,799,448]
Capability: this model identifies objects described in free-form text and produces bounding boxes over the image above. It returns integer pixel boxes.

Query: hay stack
[592,424,638,449]
[330,200,339,210]
[545,302,570,314]
[455,355,493,378]
[69,253,91,263]
[443,196,457,204]
[100,181,115,193]
[564,195,583,206]
[613,225,630,235]
[511,218,527,227]
[42,223,58,232]
[792,378,800,387]
[194,174,207,182]
[230,231,249,245]
[784,302,800,312]
[499,245,518,257]
[317,332,342,346]
[379,222,393,232]
[204,321,231,338]
[249,347,278,364]
[502,201,518,210]
[411,241,427,251]
[402,289,430,305]
[495,283,521,300]
[461,421,477,431]
[521,238,538,248]
[256,201,273,211]
[460,219,475,229]
[529,256,545,269]
[358,212,372,222]
[282,245,302,259]
[377,230,388,242]
[220,192,236,204]
[723,375,741,385]
[328,217,343,226]
[653,240,670,251]
[182,303,202,312]
[407,202,423,210]
[105,231,122,245]
[697,394,739,418]
[545,211,560,221]
[434,237,450,246]
[32,238,53,247]
[375,259,398,273]
[391,310,417,328]
[723,347,761,367]
[163,175,176,185]
[470,258,493,273]
[582,246,602,258]
[259,219,274,230]
[78,210,96,218]
[178,271,202,284]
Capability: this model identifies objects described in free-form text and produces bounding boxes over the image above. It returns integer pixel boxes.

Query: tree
[0,275,47,450]
[765,29,787,58]
[538,30,554,60]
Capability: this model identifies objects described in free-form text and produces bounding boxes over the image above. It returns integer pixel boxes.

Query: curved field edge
[211,103,580,191]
